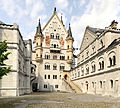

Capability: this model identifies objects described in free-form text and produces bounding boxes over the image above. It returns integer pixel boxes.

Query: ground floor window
[44,84,47,88]
[55,85,58,88]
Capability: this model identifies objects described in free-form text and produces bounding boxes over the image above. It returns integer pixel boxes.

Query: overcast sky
[0,0,120,54]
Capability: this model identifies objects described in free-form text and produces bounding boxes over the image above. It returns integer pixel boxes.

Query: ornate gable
[42,9,68,48]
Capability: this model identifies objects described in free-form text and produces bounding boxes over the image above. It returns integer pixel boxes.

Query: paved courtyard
[0,92,120,108]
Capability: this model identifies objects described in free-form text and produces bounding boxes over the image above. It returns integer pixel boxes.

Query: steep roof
[42,8,67,33]
[87,26,104,34]
[0,20,5,24]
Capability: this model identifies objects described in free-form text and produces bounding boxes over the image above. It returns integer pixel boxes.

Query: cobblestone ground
[0,92,120,108]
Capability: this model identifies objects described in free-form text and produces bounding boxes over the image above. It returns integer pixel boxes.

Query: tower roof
[68,23,72,37]
[36,19,42,35]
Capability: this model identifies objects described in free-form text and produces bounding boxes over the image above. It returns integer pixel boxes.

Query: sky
[0,0,120,54]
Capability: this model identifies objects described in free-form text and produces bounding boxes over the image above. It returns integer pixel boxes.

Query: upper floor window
[86,67,89,75]
[67,56,69,60]
[67,45,69,49]
[53,55,57,59]
[92,64,96,72]
[53,64,57,70]
[60,56,65,60]
[50,33,54,39]
[113,56,116,65]
[53,75,57,79]
[60,66,65,70]
[44,75,46,79]
[99,61,104,70]
[45,64,50,70]
[45,55,50,59]
[48,75,50,79]
[36,43,38,46]
[56,34,60,39]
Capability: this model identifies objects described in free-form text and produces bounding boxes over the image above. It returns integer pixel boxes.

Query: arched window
[113,56,116,65]
[45,63,50,70]
[50,33,54,39]
[56,34,60,39]
[93,64,96,72]
[109,57,112,66]
[53,64,57,70]
[102,61,104,69]
[99,62,101,70]
[108,51,116,67]
[60,64,65,71]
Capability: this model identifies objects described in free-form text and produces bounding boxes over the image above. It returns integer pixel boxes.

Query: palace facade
[70,20,120,97]
[32,8,74,92]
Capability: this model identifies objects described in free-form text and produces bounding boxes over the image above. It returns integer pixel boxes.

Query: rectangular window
[48,75,50,79]
[60,66,65,70]
[53,55,57,59]
[55,85,58,88]
[44,84,47,88]
[53,75,57,79]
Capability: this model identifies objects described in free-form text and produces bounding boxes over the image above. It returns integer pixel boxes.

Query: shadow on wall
[32,72,54,92]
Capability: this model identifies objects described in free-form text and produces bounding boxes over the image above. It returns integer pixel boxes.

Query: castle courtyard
[0,92,120,108]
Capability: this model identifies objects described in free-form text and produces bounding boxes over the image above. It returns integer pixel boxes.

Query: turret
[110,20,118,29]
[66,23,74,64]
[33,19,43,62]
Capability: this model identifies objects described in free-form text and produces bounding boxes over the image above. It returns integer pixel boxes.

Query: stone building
[70,20,120,97]
[32,8,74,92]
[0,21,36,96]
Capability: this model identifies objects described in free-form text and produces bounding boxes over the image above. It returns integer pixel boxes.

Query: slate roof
[0,20,5,24]
[87,26,104,34]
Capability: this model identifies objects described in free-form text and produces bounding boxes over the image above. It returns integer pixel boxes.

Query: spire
[61,13,63,24]
[54,7,57,14]
[68,23,72,37]
[36,19,42,35]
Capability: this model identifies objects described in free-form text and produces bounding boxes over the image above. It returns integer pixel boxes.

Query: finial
[69,23,70,26]
[68,22,72,37]
[36,18,42,35]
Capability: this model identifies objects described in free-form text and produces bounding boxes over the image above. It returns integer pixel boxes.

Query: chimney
[110,20,118,29]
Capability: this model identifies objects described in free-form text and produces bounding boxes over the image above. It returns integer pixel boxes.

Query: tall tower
[33,19,43,63]
[66,23,74,67]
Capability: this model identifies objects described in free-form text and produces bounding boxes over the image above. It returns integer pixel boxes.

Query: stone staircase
[63,78,82,93]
